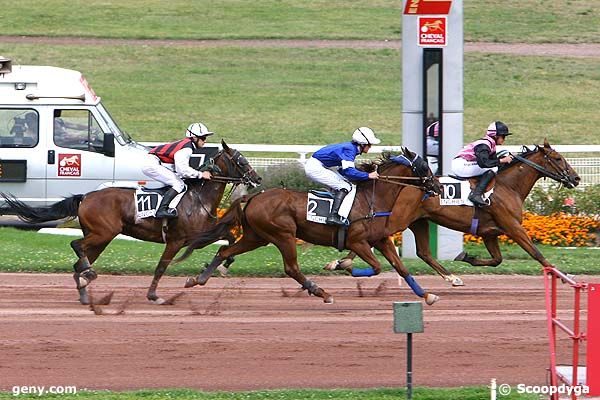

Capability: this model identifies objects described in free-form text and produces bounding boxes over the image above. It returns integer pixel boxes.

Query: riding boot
[468,170,495,207]
[155,188,180,219]
[326,189,348,226]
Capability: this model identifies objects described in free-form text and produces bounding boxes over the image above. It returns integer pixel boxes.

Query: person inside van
[8,112,38,146]
[142,122,214,219]
[53,109,93,147]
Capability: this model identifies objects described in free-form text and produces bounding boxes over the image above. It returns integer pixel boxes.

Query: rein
[378,175,428,190]
[193,148,255,219]
[513,153,571,184]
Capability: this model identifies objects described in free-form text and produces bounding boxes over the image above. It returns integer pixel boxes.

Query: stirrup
[326,214,346,226]
[468,194,489,207]
[156,208,178,219]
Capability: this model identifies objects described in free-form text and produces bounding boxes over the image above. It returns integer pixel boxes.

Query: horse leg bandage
[404,274,425,297]
[351,267,376,277]
[302,279,319,295]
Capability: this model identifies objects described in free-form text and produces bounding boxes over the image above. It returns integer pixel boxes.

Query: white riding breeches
[142,155,185,192]
[451,157,497,178]
[304,157,352,192]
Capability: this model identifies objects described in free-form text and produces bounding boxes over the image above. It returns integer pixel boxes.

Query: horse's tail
[176,196,246,263]
[0,193,84,223]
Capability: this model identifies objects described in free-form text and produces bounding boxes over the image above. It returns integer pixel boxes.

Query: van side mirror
[103,133,115,157]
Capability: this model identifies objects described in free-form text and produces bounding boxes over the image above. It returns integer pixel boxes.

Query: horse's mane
[357,150,413,173]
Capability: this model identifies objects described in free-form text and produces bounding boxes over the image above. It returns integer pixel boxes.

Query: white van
[0,57,153,209]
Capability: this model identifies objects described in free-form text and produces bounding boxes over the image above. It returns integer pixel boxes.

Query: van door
[0,108,46,206]
[45,108,115,201]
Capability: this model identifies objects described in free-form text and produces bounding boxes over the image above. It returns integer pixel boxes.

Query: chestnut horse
[2,141,261,305]
[327,139,580,285]
[177,148,442,305]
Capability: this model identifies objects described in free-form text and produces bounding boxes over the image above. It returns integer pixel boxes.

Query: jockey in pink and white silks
[451,121,514,207]
[304,127,381,225]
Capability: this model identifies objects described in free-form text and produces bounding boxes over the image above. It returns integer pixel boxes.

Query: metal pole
[407,332,413,400]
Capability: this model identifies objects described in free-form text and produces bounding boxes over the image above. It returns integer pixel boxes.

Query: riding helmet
[186,122,214,138]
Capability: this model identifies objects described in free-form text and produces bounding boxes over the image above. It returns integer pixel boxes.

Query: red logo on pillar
[418,17,447,46]
[58,154,81,177]
[404,0,452,15]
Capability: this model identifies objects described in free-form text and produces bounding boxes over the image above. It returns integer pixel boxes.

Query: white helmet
[351,127,381,145]
[185,122,214,138]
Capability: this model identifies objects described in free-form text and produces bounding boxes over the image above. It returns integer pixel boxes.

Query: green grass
[2,227,599,276]
[0,387,538,400]
[0,0,598,43]
[1,45,599,146]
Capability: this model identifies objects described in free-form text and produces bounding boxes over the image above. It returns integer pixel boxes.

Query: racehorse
[326,139,580,285]
[177,148,442,305]
[2,140,261,305]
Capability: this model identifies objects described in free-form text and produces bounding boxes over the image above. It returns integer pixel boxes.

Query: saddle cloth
[439,176,493,206]
[135,186,187,221]
[306,185,357,224]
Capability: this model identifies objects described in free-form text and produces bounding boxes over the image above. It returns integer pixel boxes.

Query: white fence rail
[141,142,600,187]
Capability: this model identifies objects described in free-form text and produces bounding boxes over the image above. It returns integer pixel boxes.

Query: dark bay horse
[177,148,442,305]
[327,139,580,285]
[2,140,261,305]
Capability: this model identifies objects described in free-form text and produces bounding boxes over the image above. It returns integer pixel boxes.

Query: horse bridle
[208,149,259,187]
[377,155,438,195]
[194,149,259,219]
[512,147,577,188]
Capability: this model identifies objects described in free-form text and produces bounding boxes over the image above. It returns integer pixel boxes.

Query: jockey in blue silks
[304,127,381,225]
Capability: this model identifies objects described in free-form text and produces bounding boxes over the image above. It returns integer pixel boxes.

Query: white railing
[141,142,600,186]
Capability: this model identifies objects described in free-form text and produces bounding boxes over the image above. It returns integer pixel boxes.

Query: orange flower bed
[464,212,600,247]
[217,208,242,240]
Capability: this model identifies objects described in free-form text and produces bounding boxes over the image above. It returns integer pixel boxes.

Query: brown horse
[177,148,442,305]
[327,139,580,285]
[2,140,261,305]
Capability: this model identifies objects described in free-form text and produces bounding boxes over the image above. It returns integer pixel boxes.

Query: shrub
[256,162,323,192]
[525,184,600,216]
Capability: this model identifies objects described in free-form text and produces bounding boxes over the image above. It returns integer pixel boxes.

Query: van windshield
[97,103,132,145]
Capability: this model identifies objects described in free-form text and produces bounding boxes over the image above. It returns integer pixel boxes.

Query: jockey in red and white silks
[451,121,514,206]
[142,122,214,219]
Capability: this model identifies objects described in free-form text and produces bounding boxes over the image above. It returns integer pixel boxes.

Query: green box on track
[393,301,424,333]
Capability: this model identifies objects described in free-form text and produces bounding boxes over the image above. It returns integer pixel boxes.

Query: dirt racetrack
[0,272,591,392]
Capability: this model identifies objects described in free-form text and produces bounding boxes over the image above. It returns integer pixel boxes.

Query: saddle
[306,187,357,251]
[439,175,495,206]
[306,187,356,225]
[135,186,187,221]
[448,174,496,192]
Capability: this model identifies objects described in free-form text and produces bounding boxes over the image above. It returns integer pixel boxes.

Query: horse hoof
[184,277,199,288]
[453,251,467,262]
[449,275,465,287]
[323,260,339,271]
[424,293,439,305]
[216,264,229,277]
[150,298,167,305]
[78,288,90,305]
[324,296,335,304]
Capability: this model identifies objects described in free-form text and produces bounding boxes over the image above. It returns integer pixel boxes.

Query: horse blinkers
[411,156,440,195]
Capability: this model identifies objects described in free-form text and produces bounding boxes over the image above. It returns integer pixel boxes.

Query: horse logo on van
[58,153,81,176]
